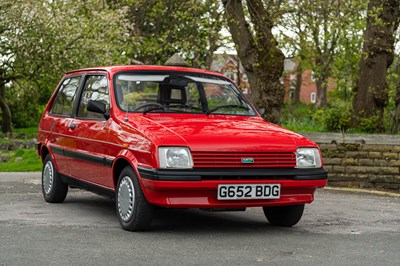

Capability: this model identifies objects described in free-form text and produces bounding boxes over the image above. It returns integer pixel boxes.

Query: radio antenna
[124,104,129,122]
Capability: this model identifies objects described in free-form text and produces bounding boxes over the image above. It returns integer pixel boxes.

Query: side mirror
[257,107,265,116]
[87,100,110,119]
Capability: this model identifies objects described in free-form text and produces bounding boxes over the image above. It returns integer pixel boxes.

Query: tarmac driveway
[0,172,399,266]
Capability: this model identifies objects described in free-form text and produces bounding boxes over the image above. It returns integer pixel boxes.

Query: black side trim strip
[49,145,113,168]
[60,174,115,198]
[51,145,64,156]
[138,167,328,181]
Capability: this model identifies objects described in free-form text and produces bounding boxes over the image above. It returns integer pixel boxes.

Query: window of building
[290,74,296,89]
[289,89,295,101]
[311,71,316,82]
[242,73,248,83]
[310,92,316,103]
[224,69,238,83]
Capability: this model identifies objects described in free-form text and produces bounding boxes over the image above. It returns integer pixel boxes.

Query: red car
[36,65,327,231]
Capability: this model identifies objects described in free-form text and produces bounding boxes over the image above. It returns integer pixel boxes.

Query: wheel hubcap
[118,176,135,222]
[43,161,54,195]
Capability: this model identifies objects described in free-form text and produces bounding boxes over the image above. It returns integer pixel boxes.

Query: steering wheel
[133,103,166,112]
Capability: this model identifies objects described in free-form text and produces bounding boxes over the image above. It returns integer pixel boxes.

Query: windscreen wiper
[143,106,167,114]
[206,104,249,115]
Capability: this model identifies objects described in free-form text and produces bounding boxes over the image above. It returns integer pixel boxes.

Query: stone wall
[301,133,400,190]
[1,132,399,190]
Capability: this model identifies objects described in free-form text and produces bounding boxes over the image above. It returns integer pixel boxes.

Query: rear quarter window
[50,76,82,116]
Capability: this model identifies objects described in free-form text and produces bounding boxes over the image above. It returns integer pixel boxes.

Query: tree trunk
[222,0,258,94]
[352,0,400,131]
[294,62,302,105]
[205,38,219,69]
[314,54,330,108]
[0,79,12,133]
[315,75,328,108]
[222,0,285,124]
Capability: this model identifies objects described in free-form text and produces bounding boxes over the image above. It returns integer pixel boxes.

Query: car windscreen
[114,73,256,116]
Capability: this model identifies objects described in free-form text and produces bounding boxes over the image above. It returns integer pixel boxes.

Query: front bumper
[137,167,328,208]
[138,167,328,181]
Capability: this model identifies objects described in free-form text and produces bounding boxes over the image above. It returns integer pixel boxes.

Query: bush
[357,113,381,133]
[281,103,325,132]
[5,85,45,129]
[310,101,352,132]
[282,100,398,134]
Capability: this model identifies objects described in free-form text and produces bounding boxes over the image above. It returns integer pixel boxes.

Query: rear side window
[77,75,110,119]
[51,76,82,116]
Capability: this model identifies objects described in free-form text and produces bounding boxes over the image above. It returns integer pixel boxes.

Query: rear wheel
[263,204,305,227]
[116,166,154,231]
[42,154,68,203]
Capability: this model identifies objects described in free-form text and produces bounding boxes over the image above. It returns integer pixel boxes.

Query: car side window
[50,76,82,116]
[77,75,110,119]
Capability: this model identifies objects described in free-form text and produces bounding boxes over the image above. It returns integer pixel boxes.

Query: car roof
[65,65,227,78]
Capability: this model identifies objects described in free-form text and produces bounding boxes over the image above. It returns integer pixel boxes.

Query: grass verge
[0,148,42,172]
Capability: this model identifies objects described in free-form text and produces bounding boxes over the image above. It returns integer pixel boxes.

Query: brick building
[282,58,335,104]
[210,54,251,95]
[211,55,334,104]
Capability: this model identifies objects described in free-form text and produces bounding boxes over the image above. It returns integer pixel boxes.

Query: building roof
[164,53,189,67]
[284,58,297,73]
[210,53,246,73]
[212,54,297,73]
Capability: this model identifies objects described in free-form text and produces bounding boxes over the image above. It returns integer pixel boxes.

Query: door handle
[69,123,77,130]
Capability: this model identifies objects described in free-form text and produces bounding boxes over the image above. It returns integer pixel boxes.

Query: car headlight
[296,148,322,168]
[159,147,193,169]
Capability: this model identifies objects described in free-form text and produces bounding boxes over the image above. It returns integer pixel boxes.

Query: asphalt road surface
[0,172,399,266]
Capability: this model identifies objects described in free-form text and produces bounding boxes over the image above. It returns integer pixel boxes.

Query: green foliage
[13,127,38,137]
[0,148,42,172]
[281,103,325,132]
[14,149,24,157]
[282,102,353,133]
[6,85,45,128]
[277,0,367,108]
[282,101,400,134]
[1,0,132,130]
[130,0,224,67]
[385,57,400,133]
[358,116,381,133]
[315,101,352,132]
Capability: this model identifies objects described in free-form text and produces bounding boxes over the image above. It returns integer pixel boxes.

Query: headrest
[157,84,187,105]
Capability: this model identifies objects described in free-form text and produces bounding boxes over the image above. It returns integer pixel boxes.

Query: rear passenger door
[67,74,114,188]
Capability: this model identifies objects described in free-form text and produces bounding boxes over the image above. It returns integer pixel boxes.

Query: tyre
[42,154,68,203]
[116,166,154,231]
[263,204,305,227]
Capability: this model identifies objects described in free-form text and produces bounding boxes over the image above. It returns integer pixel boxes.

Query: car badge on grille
[241,158,254,164]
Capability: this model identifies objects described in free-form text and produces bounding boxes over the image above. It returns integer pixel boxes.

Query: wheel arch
[113,158,132,188]
[40,145,50,163]
[112,150,141,189]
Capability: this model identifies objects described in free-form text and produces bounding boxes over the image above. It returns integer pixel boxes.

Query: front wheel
[263,204,305,227]
[116,166,154,231]
[42,154,68,203]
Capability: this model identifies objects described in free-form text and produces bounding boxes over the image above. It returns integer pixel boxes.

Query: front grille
[192,152,296,168]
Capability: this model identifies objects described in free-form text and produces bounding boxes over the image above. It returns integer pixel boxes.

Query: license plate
[217,184,280,200]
